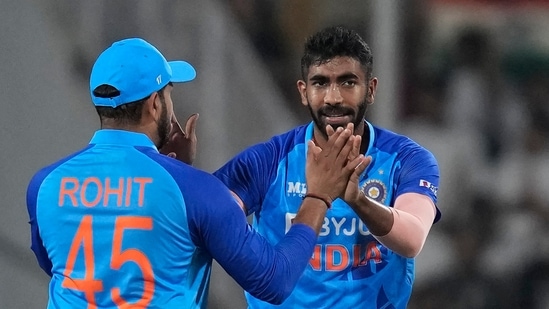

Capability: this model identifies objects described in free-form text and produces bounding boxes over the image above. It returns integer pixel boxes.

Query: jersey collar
[89,129,158,151]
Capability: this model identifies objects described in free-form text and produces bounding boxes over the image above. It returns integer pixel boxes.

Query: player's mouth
[322,114,353,125]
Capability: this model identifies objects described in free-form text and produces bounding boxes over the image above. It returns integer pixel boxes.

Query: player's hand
[325,124,371,205]
[343,154,371,205]
[159,113,199,165]
[306,123,367,202]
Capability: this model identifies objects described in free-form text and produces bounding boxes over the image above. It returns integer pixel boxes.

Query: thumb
[186,113,199,137]
[352,156,371,179]
[307,140,321,160]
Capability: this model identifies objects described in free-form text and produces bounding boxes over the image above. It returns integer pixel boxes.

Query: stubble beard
[156,97,170,149]
[308,99,368,139]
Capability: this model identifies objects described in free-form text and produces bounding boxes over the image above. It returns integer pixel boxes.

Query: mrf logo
[287,181,307,197]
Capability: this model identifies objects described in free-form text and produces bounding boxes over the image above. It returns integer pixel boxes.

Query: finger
[347,122,354,131]
[349,155,371,176]
[307,140,322,158]
[335,134,356,168]
[328,127,353,160]
[307,140,319,163]
[330,123,354,159]
[323,126,345,157]
[171,114,185,135]
[326,124,335,137]
[185,113,199,138]
[348,134,362,161]
[346,155,367,186]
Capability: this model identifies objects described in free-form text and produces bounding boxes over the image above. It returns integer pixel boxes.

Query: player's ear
[366,77,378,105]
[297,80,308,107]
[144,92,161,118]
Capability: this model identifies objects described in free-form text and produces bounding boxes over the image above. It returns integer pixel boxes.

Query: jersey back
[27,131,211,308]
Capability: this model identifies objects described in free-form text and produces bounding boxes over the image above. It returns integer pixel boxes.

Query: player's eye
[342,80,356,87]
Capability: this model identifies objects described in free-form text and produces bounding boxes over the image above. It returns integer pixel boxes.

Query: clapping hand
[306,123,369,203]
[325,124,372,204]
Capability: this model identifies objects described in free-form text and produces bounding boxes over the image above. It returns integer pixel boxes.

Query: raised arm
[339,126,438,258]
[343,191,436,258]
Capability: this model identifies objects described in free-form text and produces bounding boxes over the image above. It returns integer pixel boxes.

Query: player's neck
[100,121,159,145]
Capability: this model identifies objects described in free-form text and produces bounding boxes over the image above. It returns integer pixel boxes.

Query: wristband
[303,193,332,209]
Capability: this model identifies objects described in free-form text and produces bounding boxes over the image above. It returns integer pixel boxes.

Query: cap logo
[156,75,162,85]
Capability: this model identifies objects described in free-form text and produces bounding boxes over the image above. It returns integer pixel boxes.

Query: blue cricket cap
[90,38,196,107]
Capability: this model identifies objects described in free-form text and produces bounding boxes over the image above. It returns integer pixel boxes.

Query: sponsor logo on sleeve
[419,179,438,196]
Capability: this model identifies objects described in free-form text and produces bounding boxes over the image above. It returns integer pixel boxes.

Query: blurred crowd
[229,1,549,308]
[402,24,549,308]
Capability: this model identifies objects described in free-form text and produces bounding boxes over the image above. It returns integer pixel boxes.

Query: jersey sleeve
[162,159,318,304]
[26,147,90,276]
[213,142,278,215]
[26,168,54,276]
[395,142,441,222]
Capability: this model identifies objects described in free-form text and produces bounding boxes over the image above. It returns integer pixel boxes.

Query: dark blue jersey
[27,129,319,309]
[214,121,441,309]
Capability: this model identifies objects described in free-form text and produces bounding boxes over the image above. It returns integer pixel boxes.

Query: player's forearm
[374,207,430,258]
[292,196,330,234]
[348,193,434,258]
[238,223,318,305]
[248,199,328,303]
[256,223,319,304]
[347,193,394,236]
[214,199,324,305]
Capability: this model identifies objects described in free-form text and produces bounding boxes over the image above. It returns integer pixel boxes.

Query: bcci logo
[361,179,387,203]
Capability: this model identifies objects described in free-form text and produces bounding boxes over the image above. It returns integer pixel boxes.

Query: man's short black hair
[93,84,169,125]
[300,26,373,80]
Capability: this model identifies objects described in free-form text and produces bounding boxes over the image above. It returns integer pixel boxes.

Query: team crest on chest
[361,179,387,203]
